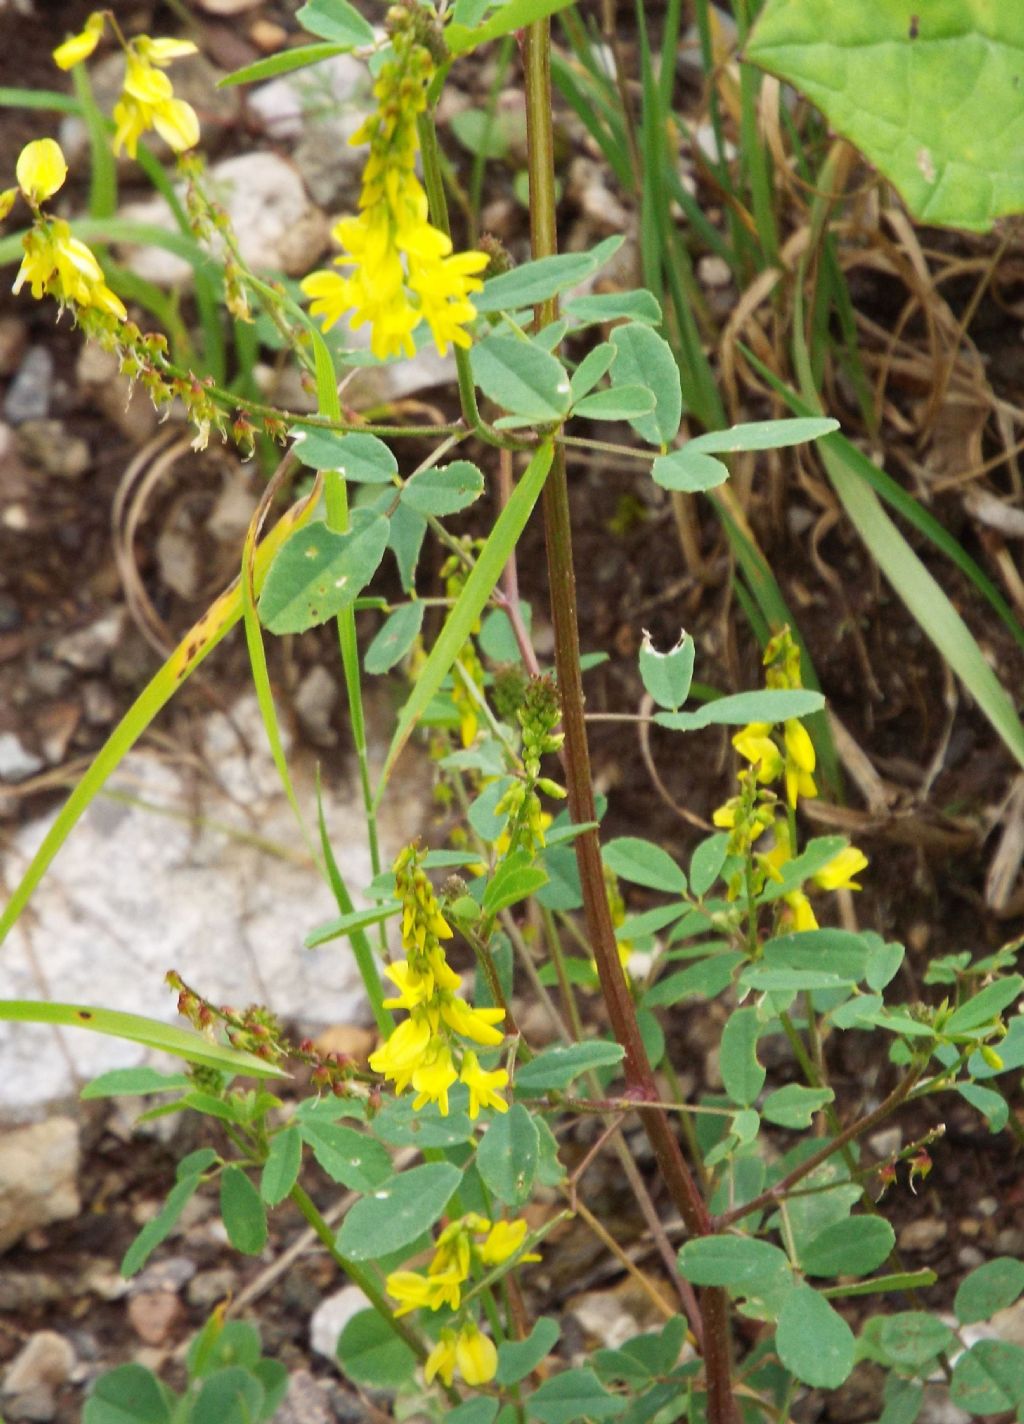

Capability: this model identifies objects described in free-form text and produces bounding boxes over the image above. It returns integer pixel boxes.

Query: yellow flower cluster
[713,629,867,933]
[5,139,126,321]
[369,844,509,1117]
[386,1213,538,1388]
[53,12,199,158]
[301,20,487,360]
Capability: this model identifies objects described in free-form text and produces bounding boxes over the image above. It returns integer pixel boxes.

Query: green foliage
[747,0,1024,231]
[336,1162,462,1260]
[776,1286,855,1388]
[257,512,390,635]
[86,1321,284,1423]
[10,11,1024,1424]
[336,1309,418,1387]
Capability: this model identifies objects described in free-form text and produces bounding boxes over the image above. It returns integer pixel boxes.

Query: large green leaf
[475,237,622,314]
[336,1309,418,1388]
[776,1286,855,1388]
[335,1162,462,1260]
[258,511,390,635]
[0,1001,286,1078]
[746,1,1024,231]
[610,323,682,446]
[477,1104,539,1207]
[677,1235,791,1290]
[470,335,571,423]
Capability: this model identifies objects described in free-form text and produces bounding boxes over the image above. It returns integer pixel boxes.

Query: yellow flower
[386,1268,462,1316]
[733,722,783,784]
[460,1052,509,1121]
[13,218,126,320]
[455,1320,498,1386]
[53,11,105,70]
[411,1040,458,1115]
[112,42,200,158]
[368,1013,432,1092]
[16,138,68,204]
[425,1328,458,1387]
[479,1218,529,1267]
[812,845,868,892]
[783,718,817,807]
[439,997,505,1047]
[783,889,818,933]
[0,188,16,223]
[301,32,487,360]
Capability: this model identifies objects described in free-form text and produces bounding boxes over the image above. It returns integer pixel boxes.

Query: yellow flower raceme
[783,718,817,807]
[13,221,127,320]
[301,29,487,360]
[478,1218,540,1268]
[51,15,199,159]
[385,1212,537,1333]
[783,888,819,933]
[8,142,126,321]
[732,716,816,809]
[369,843,509,1116]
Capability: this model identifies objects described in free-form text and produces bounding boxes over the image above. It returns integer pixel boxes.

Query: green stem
[521,20,736,1423]
[288,1183,460,1396]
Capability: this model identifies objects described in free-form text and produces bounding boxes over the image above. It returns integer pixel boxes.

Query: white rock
[0,733,44,784]
[117,154,329,287]
[0,694,429,1115]
[0,1120,80,1253]
[697,255,732,289]
[248,54,371,141]
[568,1291,639,1353]
[155,525,200,600]
[989,1295,1024,1347]
[2,1330,76,1420]
[206,469,257,546]
[52,610,124,672]
[310,1284,371,1360]
[294,665,340,747]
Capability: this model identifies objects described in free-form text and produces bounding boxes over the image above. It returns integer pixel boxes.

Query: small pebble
[898,1218,947,1252]
[127,1291,184,1347]
[3,347,54,424]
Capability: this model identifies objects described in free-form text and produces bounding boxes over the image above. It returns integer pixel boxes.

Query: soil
[2,0,1024,1419]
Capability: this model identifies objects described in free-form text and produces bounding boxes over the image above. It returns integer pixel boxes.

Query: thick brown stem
[522,20,737,1424]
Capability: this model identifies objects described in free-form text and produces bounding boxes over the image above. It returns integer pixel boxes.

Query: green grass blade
[0,86,80,113]
[71,63,117,220]
[0,492,320,947]
[0,1001,288,1078]
[741,346,1024,654]
[789,321,1024,770]
[315,781,393,1039]
[820,440,1024,770]
[377,441,554,794]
